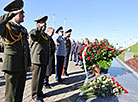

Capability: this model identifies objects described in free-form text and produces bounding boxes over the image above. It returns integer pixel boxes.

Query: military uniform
[30,16,49,100]
[63,29,72,76]
[56,26,66,82]
[0,0,31,102]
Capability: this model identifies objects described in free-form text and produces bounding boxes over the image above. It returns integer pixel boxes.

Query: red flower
[113,48,116,51]
[93,42,96,46]
[109,82,113,84]
[100,45,104,49]
[84,53,87,56]
[124,89,128,93]
[97,43,100,46]
[111,77,115,81]
[105,46,108,50]
[88,48,91,51]
[103,43,106,46]
[97,50,100,53]
[102,41,105,43]
[115,81,119,85]
[104,75,107,77]
[79,56,82,59]
[93,46,95,49]
[87,57,90,60]
[91,54,94,57]
[109,48,111,50]
[108,43,109,45]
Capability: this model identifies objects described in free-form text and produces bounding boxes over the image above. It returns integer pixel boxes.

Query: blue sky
[1,0,138,46]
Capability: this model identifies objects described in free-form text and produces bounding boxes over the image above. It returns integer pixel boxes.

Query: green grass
[118,43,138,62]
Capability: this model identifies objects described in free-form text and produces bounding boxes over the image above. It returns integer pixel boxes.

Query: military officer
[64,29,72,76]
[44,27,55,89]
[0,0,31,102]
[56,26,66,82]
[30,16,49,102]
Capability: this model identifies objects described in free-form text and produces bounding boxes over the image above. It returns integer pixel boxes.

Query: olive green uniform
[0,12,31,102]
[30,28,49,99]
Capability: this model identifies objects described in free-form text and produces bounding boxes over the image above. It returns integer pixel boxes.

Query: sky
[0,0,138,46]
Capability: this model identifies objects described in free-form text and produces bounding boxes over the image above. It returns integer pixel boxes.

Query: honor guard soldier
[55,26,66,82]
[64,29,72,76]
[0,0,31,102]
[30,16,49,102]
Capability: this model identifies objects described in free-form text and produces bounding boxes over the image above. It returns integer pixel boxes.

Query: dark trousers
[32,64,46,99]
[56,56,64,80]
[64,53,70,73]
[5,71,26,102]
[44,76,49,85]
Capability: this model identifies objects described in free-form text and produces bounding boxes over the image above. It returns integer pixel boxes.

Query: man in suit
[75,39,85,66]
[44,27,55,89]
[0,0,31,102]
[30,16,49,102]
[64,29,72,76]
[55,26,66,82]
[70,40,76,61]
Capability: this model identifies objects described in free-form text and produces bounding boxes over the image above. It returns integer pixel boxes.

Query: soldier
[64,29,72,76]
[44,27,55,89]
[0,0,31,102]
[55,26,66,82]
[30,16,49,102]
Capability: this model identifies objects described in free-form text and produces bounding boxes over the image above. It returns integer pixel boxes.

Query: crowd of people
[0,0,92,102]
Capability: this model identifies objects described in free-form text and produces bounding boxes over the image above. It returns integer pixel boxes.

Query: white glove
[39,23,45,27]
[12,9,23,14]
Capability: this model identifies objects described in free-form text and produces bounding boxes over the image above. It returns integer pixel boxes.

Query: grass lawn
[118,43,138,62]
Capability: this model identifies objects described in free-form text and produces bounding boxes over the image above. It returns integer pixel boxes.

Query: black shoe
[58,78,65,82]
[75,64,78,66]
[33,97,44,102]
[44,84,52,89]
[64,72,69,76]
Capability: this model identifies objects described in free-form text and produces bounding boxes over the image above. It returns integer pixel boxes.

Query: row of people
[0,0,72,102]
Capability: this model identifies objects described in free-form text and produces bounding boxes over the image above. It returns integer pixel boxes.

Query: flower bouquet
[79,39,123,76]
[79,75,128,98]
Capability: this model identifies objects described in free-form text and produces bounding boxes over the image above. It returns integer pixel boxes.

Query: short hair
[47,27,54,32]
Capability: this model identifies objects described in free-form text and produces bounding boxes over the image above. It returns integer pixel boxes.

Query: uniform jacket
[65,38,71,55]
[45,36,56,76]
[0,12,31,72]
[30,28,49,65]
[56,35,66,56]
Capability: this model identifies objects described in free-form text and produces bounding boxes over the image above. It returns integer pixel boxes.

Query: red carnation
[91,54,94,57]
[124,89,128,93]
[104,75,107,77]
[87,57,90,60]
[113,48,116,51]
[115,81,119,85]
[97,50,100,53]
[111,77,115,81]
[100,45,104,49]
[88,48,91,51]
[105,46,108,50]
[103,41,105,43]
[103,43,106,46]
[93,42,96,46]
[97,43,100,46]
[109,82,113,84]
[84,53,87,56]
[79,56,82,59]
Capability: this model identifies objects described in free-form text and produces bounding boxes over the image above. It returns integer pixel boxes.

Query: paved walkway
[0,61,86,102]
